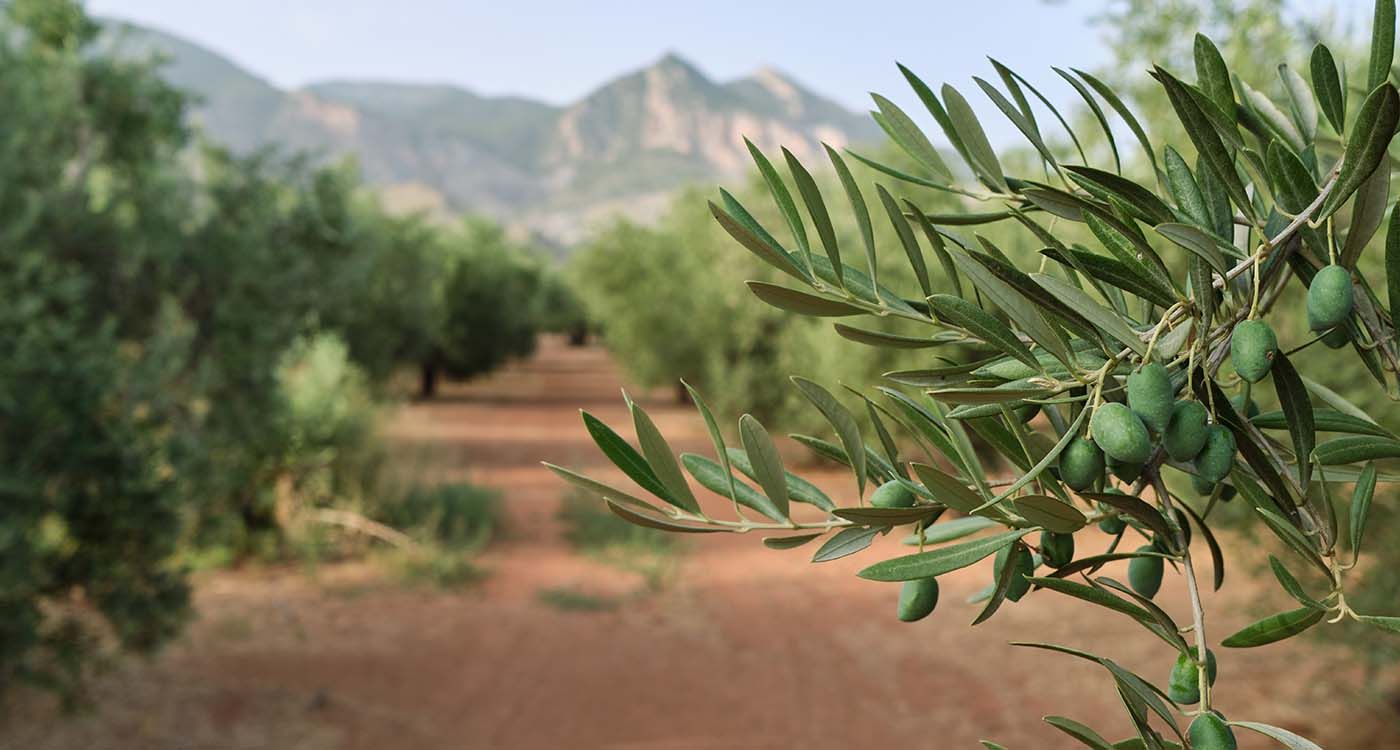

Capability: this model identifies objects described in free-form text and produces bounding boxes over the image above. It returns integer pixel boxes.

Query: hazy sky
[88,1,1374,124]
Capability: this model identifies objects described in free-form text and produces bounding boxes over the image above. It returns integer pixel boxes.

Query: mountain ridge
[98,20,881,244]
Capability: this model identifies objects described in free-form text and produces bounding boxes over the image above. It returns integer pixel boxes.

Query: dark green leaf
[763,533,822,550]
[1045,716,1115,750]
[1370,0,1396,92]
[1155,67,1255,223]
[1013,494,1088,532]
[833,505,940,526]
[1073,68,1160,179]
[582,411,677,505]
[1252,408,1394,437]
[1344,155,1390,265]
[1080,492,1174,541]
[605,500,726,534]
[1040,247,1177,308]
[1221,606,1327,647]
[1030,273,1146,355]
[1268,555,1326,610]
[1358,615,1400,633]
[1256,506,1330,576]
[1311,44,1346,134]
[1350,462,1378,556]
[746,281,864,316]
[1055,69,1121,172]
[1029,576,1155,623]
[950,251,1072,366]
[974,75,1055,169]
[1193,34,1235,115]
[928,294,1039,370]
[1314,435,1400,464]
[1155,223,1230,277]
[1272,354,1315,489]
[1319,84,1400,221]
[1064,167,1172,225]
[1387,199,1400,347]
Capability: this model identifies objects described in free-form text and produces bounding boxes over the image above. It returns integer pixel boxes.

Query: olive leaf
[1221,606,1327,647]
[629,399,701,513]
[746,281,864,316]
[1271,354,1315,489]
[792,376,867,497]
[871,93,952,183]
[1228,721,1323,750]
[763,533,822,550]
[582,410,679,507]
[738,414,790,520]
[1350,462,1378,557]
[1318,83,1400,221]
[857,528,1027,581]
[811,525,883,563]
[681,453,786,522]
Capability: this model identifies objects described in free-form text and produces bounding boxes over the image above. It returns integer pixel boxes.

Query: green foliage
[0,0,555,699]
[375,482,500,551]
[556,3,1400,746]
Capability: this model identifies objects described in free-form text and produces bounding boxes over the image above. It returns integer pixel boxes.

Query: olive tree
[550,3,1400,747]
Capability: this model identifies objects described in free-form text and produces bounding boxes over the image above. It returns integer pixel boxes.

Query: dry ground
[4,336,1398,749]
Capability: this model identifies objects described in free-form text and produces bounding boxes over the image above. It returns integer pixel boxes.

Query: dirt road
[5,337,1397,749]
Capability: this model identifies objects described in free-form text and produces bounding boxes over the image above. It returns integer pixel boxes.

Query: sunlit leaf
[681,453,786,522]
[1319,84,1400,221]
[1221,607,1327,647]
[1013,494,1088,532]
[582,411,677,505]
[783,148,842,287]
[1350,462,1378,557]
[857,529,1028,581]
[746,281,864,316]
[792,376,867,496]
[1314,435,1400,464]
[1369,0,1397,92]
[871,93,953,182]
[1229,721,1323,750]
[812,525,883,562]
[942,83,1008,192]
[1311,43,1346,134]
[904,515,999,545]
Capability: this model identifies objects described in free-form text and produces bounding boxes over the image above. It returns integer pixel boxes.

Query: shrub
[554,3,1400,746]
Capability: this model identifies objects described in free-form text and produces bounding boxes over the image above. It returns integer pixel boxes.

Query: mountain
[98,22,881,244]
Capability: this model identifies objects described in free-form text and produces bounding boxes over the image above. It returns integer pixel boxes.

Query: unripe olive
[1109,457,1143,483]
[1231,319,1277,383]
[1320,324,1350,348]
[1040,530,1075,569]
[1307,264,1354,332]
[994,543,1034,602]
[1090,402,1152,464]
[1194,425,1236,483]
[897,577,940,622]
[1128,545,1164,598]
[1167,646,1218,704]
[1191,473,1237,501]
[871,480,917,508]
[1163,400,1209,462]
[1188,712,1237,750]
[1127,362,1174,433]
[1229,394,1259,419]
[1098,516,1126,534]
[1059,437,1104,491]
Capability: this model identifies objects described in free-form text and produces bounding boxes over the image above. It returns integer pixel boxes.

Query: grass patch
[557,490,679,591]
[536,586,620,612]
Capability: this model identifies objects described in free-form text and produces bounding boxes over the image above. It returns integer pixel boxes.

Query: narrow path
[4,337,1396,749]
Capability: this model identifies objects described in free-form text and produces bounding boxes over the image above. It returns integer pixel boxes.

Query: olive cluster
[1060,363,1235,493]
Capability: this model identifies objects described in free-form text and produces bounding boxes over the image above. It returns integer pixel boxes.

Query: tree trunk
[419,361,439,400]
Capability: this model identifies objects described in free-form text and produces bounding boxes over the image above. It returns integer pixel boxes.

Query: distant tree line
[0,0,578,700]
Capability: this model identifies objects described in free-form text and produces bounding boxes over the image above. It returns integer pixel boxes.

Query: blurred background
[2,0,1398,748]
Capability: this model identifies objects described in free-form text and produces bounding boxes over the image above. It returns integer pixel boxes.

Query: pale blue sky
[89,0,1374,143]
